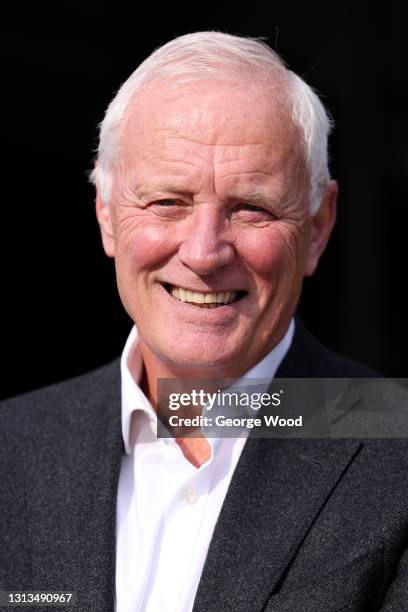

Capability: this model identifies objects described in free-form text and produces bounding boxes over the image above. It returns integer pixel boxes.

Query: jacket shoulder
[278,318,380,378]
[0,359,121,438]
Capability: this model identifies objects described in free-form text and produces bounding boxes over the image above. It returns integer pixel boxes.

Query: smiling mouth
[163,284,247,308]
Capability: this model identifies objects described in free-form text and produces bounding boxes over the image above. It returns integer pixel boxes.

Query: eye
[155,199,177,206]
[238,204,265,212]
[148,198,189,219]
[232,202,275,222]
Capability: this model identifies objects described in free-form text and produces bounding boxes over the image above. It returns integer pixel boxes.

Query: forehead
[117,79,306,196]
[122,78,297,144]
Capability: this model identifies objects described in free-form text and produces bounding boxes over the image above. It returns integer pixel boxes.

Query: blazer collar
[193,318,364,612]
[193,437,362,612]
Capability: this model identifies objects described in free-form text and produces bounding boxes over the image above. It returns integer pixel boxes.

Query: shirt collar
[120,319,295,455]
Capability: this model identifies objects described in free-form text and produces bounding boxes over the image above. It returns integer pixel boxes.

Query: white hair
[90,31,333,214]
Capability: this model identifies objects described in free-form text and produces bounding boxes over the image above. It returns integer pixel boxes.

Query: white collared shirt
[115,320,294,612]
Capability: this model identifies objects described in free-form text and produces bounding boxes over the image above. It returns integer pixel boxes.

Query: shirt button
[149,420,157,435]
[183,485,198,505]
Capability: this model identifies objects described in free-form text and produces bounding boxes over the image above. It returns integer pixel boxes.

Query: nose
[178,204,235,275]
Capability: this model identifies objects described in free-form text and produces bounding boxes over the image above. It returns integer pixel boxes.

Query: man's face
[97,79,336,377]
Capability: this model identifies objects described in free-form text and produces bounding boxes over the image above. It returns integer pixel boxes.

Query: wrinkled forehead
[119,77,303,160]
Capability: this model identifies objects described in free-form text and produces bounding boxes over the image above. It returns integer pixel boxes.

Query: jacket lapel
[193,437,362,612]
[24,360,122,611]
[193,319,365,612]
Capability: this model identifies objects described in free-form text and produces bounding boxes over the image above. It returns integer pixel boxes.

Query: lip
[158,282,250,318]
[160,281,246,294]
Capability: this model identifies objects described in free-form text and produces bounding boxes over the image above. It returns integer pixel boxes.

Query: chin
[158,343,248,377]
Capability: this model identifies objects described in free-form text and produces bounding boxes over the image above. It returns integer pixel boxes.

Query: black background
[1,3,406,399]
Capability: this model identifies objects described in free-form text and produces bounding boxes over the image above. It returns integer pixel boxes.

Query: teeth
[204,293,217,303]
[192,291,205,304]
[178,288,188,302]
[170,286,238,306]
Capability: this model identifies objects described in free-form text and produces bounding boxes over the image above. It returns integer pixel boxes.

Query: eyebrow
[236,189,270,203]
[133,184,279,207]
[133,183,193,201]
[231,189,281,208]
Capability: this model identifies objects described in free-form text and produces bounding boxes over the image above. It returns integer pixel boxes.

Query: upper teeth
[170,286,238,304]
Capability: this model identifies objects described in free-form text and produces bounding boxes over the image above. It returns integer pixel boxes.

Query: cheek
[116,222,176,275]
[237,226,299,279]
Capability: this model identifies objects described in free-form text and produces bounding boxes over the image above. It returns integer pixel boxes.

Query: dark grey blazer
[1,320,407,611]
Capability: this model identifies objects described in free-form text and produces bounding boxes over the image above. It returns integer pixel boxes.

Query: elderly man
[1,31,407,612]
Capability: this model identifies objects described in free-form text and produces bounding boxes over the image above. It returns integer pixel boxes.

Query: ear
[95,191,116,258]
[304,180,338,277]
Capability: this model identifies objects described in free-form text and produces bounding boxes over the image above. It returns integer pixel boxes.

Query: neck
[138,340,240,409]
[137,342,213,469]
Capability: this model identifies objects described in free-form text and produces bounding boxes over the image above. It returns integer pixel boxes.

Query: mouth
[162,283,247,308]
